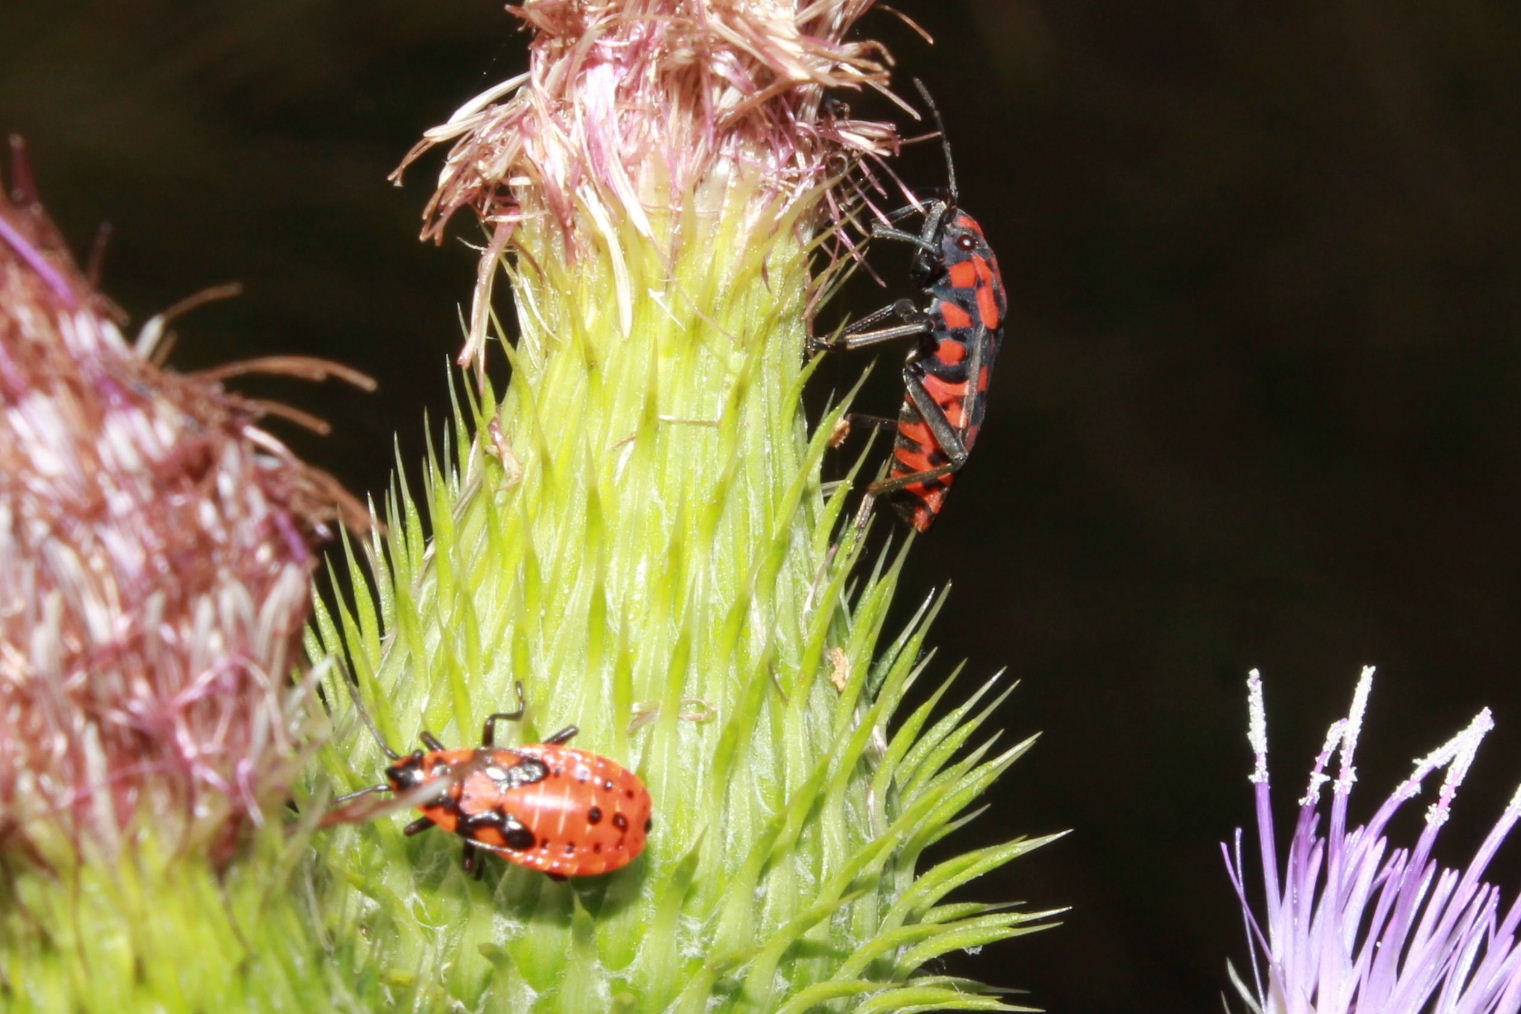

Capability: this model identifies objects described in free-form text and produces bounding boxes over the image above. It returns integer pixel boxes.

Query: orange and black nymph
[332,682,652,880]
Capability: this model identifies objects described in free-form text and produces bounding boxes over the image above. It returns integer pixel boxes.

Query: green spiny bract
[308,3,1058,1010]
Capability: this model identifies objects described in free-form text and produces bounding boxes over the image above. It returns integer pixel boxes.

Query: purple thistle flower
[1225,667,1521,1013]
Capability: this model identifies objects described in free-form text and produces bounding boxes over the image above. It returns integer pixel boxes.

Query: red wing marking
[976,277,1001,330]
[939,301,973,330]
[948,259,979,289]
[934,339,967,365]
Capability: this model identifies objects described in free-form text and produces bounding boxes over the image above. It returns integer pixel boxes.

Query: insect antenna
[330,661,400,761]
[911,77,958,205]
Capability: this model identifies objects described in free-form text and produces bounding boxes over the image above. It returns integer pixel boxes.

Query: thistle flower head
[1224,667,1521,1013]
[395,0,900,368]
[0,143,346,865]
[314,4,1049,1011]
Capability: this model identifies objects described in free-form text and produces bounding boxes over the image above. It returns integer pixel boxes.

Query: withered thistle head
[396,0,901,368]
[0,142,349,866]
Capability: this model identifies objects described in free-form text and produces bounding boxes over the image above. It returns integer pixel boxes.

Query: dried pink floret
[0,141,365,866]
[393,0,903,369]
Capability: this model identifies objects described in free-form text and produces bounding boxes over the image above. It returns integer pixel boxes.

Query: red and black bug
[814,80,1007,532]
[331,681,652,880]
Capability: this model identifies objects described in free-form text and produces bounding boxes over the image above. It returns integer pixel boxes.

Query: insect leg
[461,843,487,878]
[332,783,390,805]
[869,199,948,254]
[544,725,579,746]
[841,412,899,434]
[864,460,960,498]
[867,224,938,256]
[482,681,530,747]
[863,369,972,498]
[811,299,927,352]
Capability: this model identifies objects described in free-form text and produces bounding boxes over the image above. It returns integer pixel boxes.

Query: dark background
[3,1,1516,1009]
